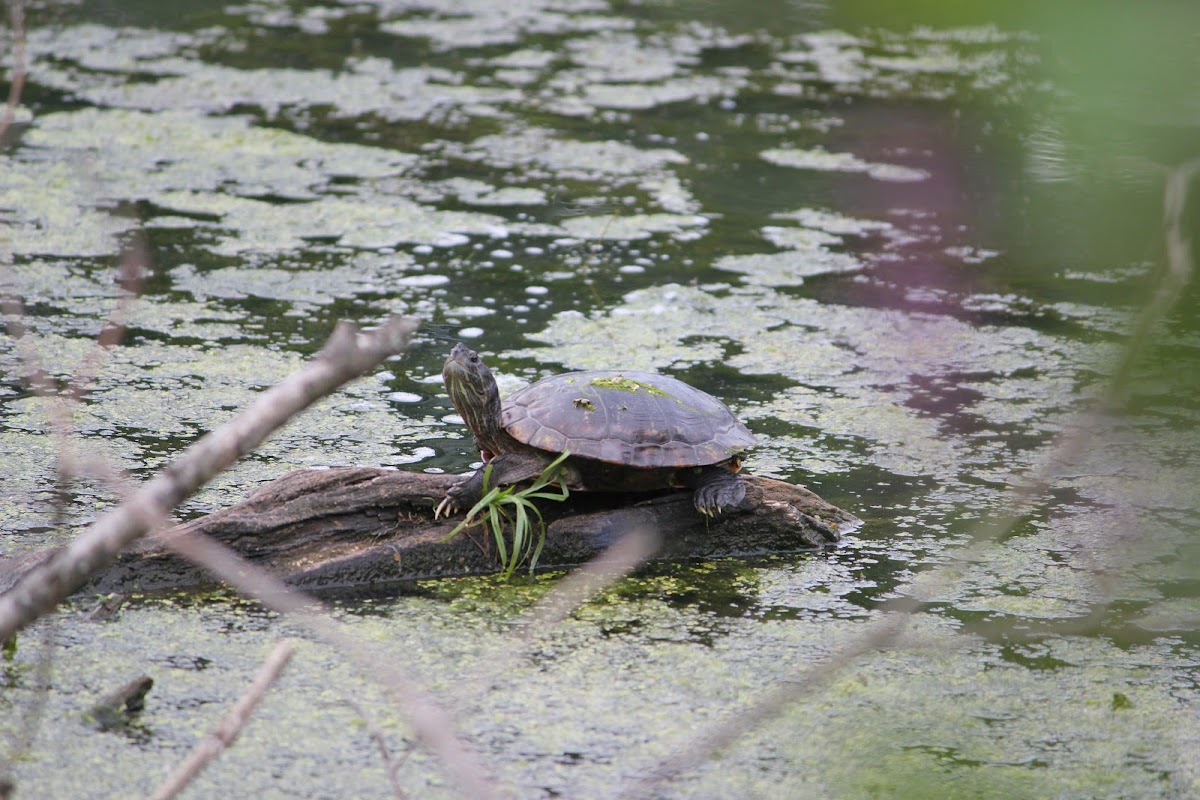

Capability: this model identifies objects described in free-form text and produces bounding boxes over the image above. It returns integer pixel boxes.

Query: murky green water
[2,1,1198,798]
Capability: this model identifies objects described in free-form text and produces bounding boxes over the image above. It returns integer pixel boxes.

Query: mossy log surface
[0,469,860,599]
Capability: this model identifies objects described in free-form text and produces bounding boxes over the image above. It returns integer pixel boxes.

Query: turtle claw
[436,477,473,519]
[692,470,747,517]
[435,492,463,519]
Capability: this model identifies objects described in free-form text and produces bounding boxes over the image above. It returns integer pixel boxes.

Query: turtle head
[443,343,504,452]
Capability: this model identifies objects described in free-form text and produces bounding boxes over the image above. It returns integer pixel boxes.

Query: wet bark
[0,468,859,599]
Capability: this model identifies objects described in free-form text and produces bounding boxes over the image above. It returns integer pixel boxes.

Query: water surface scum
[1,1,1197,797]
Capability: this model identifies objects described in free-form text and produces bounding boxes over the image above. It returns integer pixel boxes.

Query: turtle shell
[500,371,755,469]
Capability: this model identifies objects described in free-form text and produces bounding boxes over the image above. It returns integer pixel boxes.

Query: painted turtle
[437,343,756,517]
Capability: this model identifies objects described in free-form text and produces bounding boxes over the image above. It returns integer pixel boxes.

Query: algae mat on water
[1,1,1198,798]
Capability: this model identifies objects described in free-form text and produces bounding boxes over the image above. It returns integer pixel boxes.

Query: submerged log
[0,469,859,598]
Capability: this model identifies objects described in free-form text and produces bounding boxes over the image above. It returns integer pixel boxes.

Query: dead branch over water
[345,697,412,800]
[0,314,507,799]
[149,641,296,800]
[625,151,1200,798]
[0,317,418,642]
[156,509,501,800]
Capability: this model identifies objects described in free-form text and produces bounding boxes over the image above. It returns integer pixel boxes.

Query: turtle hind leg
[690,467,747,517]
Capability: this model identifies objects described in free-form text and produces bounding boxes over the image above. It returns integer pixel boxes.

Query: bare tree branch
[621,611,912,797]
[160,523,499,799]
[456,528,660,714]
[64,230,150,406]
[345,698,411,799]
[0,316,419,642]
[623,155,1200,798]
[149,641,296,800]
[515,528,660,644]
[2,307,496,797]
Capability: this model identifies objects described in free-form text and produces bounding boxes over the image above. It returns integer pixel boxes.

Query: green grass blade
[490,506,507,567]
[527,451,571,491]
[441,485,502,541]
[525,482,570,502]
[438,449,572,580]
[528,529,546,575]
[512,501,529,573]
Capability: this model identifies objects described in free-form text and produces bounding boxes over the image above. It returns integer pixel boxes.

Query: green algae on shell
[587,375,669,395]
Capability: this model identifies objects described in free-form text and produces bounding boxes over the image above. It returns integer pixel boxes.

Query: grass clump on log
[443,452,571,579]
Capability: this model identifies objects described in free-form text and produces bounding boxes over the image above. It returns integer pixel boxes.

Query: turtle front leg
[690,467,748,517]
[435,452,552,518]
[434,470,484,519]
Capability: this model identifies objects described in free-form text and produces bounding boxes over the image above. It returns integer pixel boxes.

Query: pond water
[2,1,1199,798]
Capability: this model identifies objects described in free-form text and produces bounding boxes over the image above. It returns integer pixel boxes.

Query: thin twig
[0,0,26,144]
[159,525,499,800]
[516,528,660,643]
[10,391,496,797]
[0,214,147,792]
[0,316,419,642]
[64,230,150,406]
[2,295,494,796]
[150,641,296,800]
[457,528,660,711]
[345,698,411,799]
[0,618,56,783]
[624,157,1200,797]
